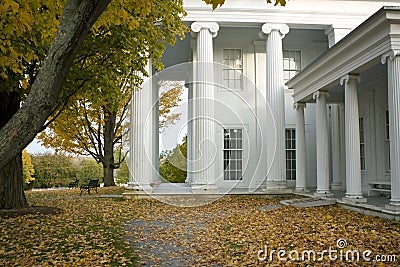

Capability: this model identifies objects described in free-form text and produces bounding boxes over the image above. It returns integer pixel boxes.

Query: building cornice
[182,8,368,30]
[287,7,400,102]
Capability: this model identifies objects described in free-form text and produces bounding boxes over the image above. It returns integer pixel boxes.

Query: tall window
[285,129,296,180]
[385,109,391,171]
[283,50,301,82]
[222,49,243,90]
[223,129,243,180]
[359,117,365,171]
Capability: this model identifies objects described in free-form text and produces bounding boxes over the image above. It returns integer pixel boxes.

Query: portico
[287,7,400,209]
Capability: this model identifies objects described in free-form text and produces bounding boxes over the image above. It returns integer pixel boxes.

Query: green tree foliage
[31,154,103,188]
[31,153,76,188]
[116,160,129,185]
[74,157,103,185]
[0,1,61,80]
[159,136,187,183]
[22,150,35,189]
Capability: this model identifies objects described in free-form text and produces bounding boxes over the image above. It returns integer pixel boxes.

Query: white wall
[358,63,389,193]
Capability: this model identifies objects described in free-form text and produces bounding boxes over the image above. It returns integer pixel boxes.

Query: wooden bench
[80,179,100,195]
[368,181,391,196]
[68,179,79,189]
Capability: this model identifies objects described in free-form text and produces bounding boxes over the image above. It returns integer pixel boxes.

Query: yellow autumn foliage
[21,150,35,185]
[1,189,399,266]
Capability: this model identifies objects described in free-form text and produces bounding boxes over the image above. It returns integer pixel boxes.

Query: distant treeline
[23,153,129,189]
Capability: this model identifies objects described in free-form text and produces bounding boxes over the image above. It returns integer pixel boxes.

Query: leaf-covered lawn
[0,188,399,266]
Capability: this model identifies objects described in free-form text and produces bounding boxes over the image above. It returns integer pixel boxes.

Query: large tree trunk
[102,110,116,187]
[0,0,111,171]
[0,153,26,209]
[0,91,28,209]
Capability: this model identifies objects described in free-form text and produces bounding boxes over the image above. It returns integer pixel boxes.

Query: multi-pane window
[385,109,391,171]
[285,129,296,180]
[222,49,243,90]
[283,50,302,82]
[223,129,243,180]
[359,117,365,171]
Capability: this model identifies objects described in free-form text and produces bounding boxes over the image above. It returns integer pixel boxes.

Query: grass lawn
[0,187,399,266]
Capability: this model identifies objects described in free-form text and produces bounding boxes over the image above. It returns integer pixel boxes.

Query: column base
[191,183,219,194]
[342,194,367,203]
[127,182,153,192]
[331,182,343,191]
[123,183,153,200]
[295,187,310,193]
[314,190,333,198]
[384,200,400,212]
[264,181,292,194]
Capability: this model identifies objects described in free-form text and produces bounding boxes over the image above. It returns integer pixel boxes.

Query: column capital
[259,23,289,39]
[313,90,329,100]
[294,102,306,110]
[191,22,220,38]
[381,49,400,64]
[340,74,361,86]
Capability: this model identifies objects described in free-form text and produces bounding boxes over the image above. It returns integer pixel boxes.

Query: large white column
[382,50,400,210]
[330,104,343,190]
[340,75,366,202]
[128,61,157,191]
[324,26,348,191]
[313,91,332,197]
[295,103,308,191]
[190,22,219,192]
[260,23,289,192]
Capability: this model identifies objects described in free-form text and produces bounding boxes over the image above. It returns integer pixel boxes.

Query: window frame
[285,128,296,181]
[283,49,302,82]
[384,109,391,172]
[359,117,366,171]
[223,128,243,181]
[221,48,244,91]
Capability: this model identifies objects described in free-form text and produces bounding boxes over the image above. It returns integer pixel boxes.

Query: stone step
[280,198,336,208]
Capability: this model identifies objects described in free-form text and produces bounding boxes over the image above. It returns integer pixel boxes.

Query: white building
[128,0,400,211]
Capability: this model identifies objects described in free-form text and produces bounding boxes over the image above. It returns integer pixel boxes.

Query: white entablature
[183,0,400,29]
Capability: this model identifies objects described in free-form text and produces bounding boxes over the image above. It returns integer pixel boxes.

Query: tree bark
[0,0,111,171]
[0,153,26,209]
[0,91,28,209]
[102,109,116,187]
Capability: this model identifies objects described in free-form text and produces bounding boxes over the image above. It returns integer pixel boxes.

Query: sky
[26,139,54,154]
